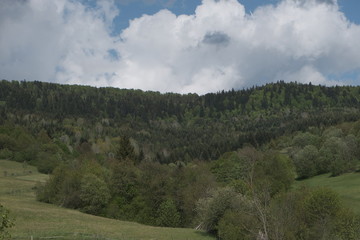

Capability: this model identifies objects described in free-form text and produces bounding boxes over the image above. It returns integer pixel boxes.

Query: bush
[0,204,14,240]
[218,210,255,240]
[195,187,237,233]
[156,199,181,227]
[293,145,318,179]
[334,208,360,240]
[0,148,12,160]
[304,188,341,224]
[80,174,111,215]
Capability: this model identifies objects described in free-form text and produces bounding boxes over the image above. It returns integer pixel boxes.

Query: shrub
[156,199,181,227]
[0,204,14,240]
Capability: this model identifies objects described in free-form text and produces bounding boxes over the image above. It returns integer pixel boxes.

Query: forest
[1,79,360,239]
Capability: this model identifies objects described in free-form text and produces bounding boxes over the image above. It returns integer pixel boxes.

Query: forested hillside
[1,79,360,239]
[1,80,360,164]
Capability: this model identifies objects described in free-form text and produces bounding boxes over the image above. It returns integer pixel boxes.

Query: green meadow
[295,172,360,213]
[0,160,214,240]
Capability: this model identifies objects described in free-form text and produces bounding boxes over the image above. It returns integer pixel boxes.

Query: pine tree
[116,136,136,162]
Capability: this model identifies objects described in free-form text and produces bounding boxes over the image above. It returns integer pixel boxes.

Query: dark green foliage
[0,134,16,151]
[293,145,318,179]
[217,210,255,240]
[116,136,136,162]
[36,164,74,205]
[0,148,12,160]
[36,160,109,209]
[156,199,181,227]
[2,80,360,164]
[110,161,139,201]
[256,152,295,196]
[37,158,216,228]
[211,151,246,184]
[0,204,14,240]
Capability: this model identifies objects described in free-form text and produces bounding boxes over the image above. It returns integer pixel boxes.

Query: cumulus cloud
[0,0,119,86]
[0,0,360,94]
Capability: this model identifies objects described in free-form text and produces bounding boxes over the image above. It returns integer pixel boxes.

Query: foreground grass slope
[295,172,360,213]
[0,160,213,240]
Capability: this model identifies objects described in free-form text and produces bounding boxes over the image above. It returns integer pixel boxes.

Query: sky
[0,0,360,94]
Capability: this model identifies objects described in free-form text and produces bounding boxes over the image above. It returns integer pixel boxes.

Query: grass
[294,172,360,213]
[0,160,214,240]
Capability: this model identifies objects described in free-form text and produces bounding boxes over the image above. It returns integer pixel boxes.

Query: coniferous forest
[1,79,360,239]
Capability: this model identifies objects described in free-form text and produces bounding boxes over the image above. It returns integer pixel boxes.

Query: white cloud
[0,0,360,94]
[0,0,119,86]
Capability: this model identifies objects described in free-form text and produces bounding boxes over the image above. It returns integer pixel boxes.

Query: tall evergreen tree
[116,136,136,162]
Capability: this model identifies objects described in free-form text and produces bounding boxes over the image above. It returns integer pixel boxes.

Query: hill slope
[1,80,360,163]
[0,160,213,240]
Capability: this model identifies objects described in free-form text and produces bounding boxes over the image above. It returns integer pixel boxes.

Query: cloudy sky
[1,0,360,94]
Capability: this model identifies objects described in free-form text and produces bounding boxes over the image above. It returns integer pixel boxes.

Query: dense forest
[1,79,360,164]
[1,79,360,239]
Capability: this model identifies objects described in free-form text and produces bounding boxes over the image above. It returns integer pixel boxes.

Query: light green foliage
[195,187,237,233]
[322,127,344,139]
[289,125,360,178]
[80,174,111,215]
[213,148,295,197]
[292,132,320,148]
[0,204,14,240]
[268,190,306,240]
[344,134,359,160]
[303,188,341,224]
[268,188,360,240]
[334,209,360,240]
[301,188,351,240]
[156,199,181,227]
[320,137,355,176]
[211,152,244,184]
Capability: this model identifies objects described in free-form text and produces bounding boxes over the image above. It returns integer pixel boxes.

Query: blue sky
[1,0,360,94]
[109,0,360,34]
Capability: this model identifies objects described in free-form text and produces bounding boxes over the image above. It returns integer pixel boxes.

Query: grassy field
[294,172,360,213]
[0,160,214,240]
